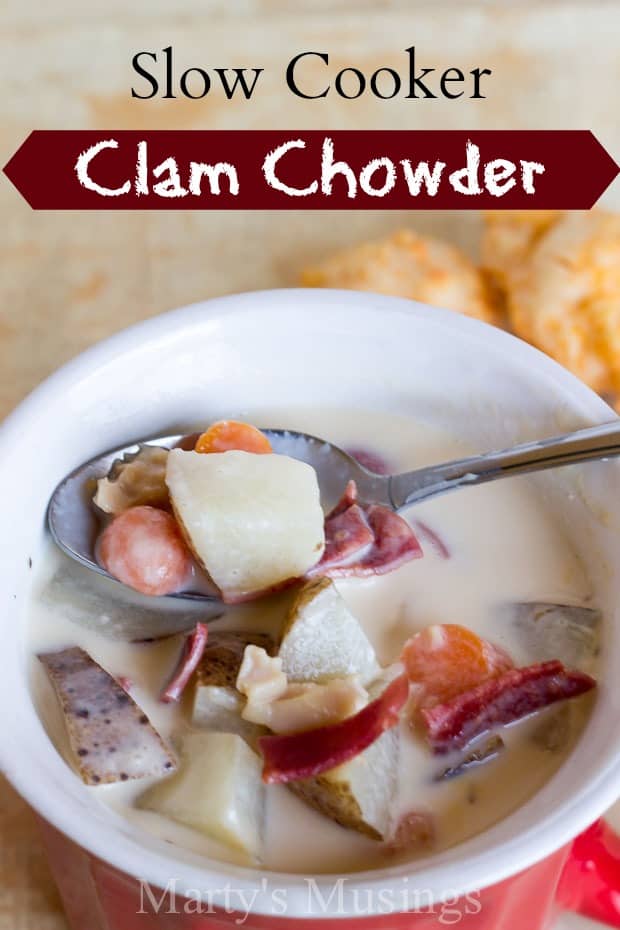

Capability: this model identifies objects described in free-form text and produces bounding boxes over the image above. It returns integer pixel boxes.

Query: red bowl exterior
[38,817,620,930]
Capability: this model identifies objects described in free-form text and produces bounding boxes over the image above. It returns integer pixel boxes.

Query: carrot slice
[99,505,193,597]
[195,420,272,454]
[402,623,513,711]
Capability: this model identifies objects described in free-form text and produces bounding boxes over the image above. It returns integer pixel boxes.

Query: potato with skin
[166,450,325,603]
[263,664,403,840]
[39,647,177,785]
[192,631,274,735]
[302,228,498,324]
[139,731,265,860]
[290,727,399,840]
[279,578,380,685]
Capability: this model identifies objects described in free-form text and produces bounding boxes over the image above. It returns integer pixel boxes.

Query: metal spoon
[47,420,620,601]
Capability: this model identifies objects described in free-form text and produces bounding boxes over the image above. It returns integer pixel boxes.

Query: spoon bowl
[47,419,620,603]
[46,428,387,601]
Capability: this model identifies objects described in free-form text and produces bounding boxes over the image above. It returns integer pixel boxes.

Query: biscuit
[302,228,497,324]
[481,211,561,292]
[491,211,620,395]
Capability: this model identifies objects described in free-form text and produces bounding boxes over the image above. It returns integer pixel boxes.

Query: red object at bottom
[38,818,620,930]
[557,819,620,927]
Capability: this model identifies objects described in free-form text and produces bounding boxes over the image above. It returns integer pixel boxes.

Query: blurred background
[1,1,619,927]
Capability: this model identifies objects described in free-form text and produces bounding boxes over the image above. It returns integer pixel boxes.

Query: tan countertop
[1,2,619,927]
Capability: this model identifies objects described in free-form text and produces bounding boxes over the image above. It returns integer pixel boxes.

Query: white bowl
[0,288,619,918]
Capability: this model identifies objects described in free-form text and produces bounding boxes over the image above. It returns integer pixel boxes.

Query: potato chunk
[279,578,379,685]
[39,647,177,785]
[139,731,265,859]
[166,450,325,603]
[290,727,399,840]
[192,631,274,734]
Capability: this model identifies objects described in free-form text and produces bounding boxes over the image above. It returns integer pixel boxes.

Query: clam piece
[237,646,288,705]
[94,445,169,514]
[242,676,369,734]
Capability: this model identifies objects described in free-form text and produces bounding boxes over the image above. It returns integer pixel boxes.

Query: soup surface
[29,408,598,873]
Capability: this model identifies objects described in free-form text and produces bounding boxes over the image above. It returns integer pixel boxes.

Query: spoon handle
[388,419,620,509]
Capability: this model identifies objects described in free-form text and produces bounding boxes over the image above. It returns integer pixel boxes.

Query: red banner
[3,130,618,210]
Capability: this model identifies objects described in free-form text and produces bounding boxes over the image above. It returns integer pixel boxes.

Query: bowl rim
[1,287,620,918]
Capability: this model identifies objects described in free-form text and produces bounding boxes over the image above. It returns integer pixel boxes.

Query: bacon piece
[421,661,596,754]
[309,481,422,579]
[161,623,209,703]
[412,520,450,560]
[311,503,374,573]
[361,505,423,574]
[258,672,409,784]
[328,480,358,517]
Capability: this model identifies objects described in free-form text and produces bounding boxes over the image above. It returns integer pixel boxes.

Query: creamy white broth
[28,408,598,874]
